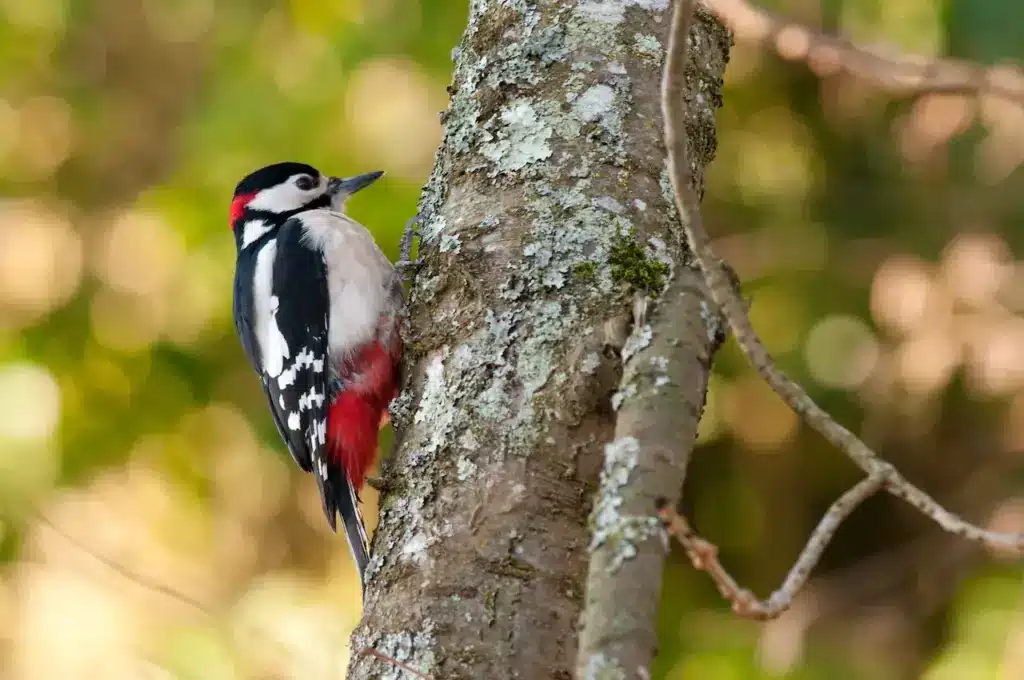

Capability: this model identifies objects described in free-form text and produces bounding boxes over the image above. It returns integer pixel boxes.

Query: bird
[228,161,415,589]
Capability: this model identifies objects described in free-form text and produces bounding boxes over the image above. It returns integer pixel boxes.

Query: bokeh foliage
[0,0,1021,678]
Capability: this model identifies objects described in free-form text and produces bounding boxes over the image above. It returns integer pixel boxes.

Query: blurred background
[0,0,1021,678]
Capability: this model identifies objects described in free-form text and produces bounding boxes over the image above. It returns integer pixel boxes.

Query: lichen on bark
[347,2,729,678]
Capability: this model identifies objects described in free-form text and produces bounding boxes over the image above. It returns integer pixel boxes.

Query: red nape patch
[327,392,385,489]
[229,192,257,228]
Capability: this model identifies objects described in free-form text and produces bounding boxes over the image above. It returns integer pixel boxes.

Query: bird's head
[229,162,384,244]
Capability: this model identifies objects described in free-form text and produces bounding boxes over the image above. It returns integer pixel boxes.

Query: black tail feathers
[313,459,370,596]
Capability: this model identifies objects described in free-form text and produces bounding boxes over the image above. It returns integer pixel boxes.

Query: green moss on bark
[608,226,669,292]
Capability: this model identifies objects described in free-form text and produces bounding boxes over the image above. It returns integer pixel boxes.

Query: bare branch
[575,275,724,675]
[38,510,432,677]
[35,511,211,614]
[662,0,1023,610]
[657,474,884,620]
[704,0,1024,106]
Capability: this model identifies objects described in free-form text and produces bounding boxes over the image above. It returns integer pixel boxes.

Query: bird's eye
[295,175,316,191]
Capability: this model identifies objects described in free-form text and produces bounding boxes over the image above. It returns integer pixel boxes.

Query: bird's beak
[327,171,384,197]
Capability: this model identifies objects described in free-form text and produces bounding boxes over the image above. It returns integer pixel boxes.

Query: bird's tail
[321,390,383,592]
[316,461,371,591]
[337,471,371,586]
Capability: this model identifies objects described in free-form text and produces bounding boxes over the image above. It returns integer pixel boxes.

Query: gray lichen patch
[589,436,660,572]
[610,382,636,411]
[574,0,668,32]
[583,652,628,680]
[573,84,615,123]
[377,474,435,575]
[439,233,462,254]
[482,13,568,89]
[612,312,678,411]
[632,33,663,66]
[351,620,437,680]
[581,351,602,375]
[386,388,416,434]
[517,300,564,396]
[519,184,628,296]
[414,348,456,456]
[456,455,478,481]
[659,163,677,211]
[699,298,726,345]
[480,99,554,175]
[650,354,671,389]
[372,348,462,578]
[621,324,652,362]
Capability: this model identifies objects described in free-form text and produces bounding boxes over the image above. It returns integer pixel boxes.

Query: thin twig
[37,511,427,677]
[703,0,1024,106]
[357,648,432,679]
[662,0,1023,606]
[657,474,883,620]
[35,511,210,613]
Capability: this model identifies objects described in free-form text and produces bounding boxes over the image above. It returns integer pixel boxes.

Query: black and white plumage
[229,162,407,588]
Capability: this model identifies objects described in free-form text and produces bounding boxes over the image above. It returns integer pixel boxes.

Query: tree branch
[34,510,210,614]
[657,474,884,620]
[576,277,723,675]
[662,0,1023,617]
[705,0,1024,105]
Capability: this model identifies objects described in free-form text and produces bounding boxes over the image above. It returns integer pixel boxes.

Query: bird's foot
[365,475,393,493]
[397,214,423,284]
[396,258,424,277]
[327,377,348,401]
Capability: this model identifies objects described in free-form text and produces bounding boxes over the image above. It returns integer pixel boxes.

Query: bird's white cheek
[247,183,306,213]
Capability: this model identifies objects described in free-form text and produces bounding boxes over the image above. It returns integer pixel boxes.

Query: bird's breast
[296,209,395,358]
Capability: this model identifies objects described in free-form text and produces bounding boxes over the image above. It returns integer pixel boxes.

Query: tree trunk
[347,2,729,678]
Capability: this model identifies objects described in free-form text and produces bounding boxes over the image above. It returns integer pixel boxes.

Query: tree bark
[347,2,729,678]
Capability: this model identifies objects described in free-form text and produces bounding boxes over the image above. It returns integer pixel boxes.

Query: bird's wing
[275,216,372,582]
[262,217,331,478]
[233,247,312,472]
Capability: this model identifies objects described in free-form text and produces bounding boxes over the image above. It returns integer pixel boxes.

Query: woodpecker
[229,161,410,587]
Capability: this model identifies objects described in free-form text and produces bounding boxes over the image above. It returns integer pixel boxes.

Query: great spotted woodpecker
[229,162,411,587]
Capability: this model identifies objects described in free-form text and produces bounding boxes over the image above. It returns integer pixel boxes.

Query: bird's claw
[328,377,348,401]
[396,258,424,274]
[399,213,421,261]
[365,475,393,493]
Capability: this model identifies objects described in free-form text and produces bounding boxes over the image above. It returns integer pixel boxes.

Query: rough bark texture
[346,2,729,678]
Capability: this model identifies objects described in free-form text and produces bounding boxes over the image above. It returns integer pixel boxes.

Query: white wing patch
[287,412,300,430]
[277,346,323,389]
[264,296,291,375]
[298,385,325,411]
[252,241,291,378]
[314,417,327,445]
